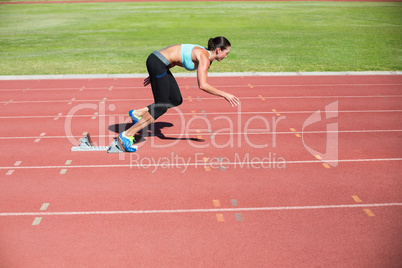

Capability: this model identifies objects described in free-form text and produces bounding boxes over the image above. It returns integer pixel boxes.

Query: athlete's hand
[224,93,240,107]
[143,76,150,87]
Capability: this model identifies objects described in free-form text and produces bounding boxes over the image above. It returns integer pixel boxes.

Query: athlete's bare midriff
[159,44,207,69]
[158,45,182,68]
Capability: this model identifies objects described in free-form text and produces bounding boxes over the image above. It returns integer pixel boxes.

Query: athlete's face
[217,46,231,61]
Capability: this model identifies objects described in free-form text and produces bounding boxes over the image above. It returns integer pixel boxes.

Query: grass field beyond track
[0,1,401,75]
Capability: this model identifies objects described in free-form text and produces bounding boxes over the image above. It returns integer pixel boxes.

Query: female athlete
[118,36,240,152]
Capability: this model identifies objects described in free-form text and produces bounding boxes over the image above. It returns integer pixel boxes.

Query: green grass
[0,1,401,75]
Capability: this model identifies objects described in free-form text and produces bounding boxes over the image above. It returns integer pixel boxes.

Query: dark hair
[207,36,231,51]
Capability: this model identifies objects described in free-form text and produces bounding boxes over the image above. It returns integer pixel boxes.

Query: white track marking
[0,158,401,171]
[40,203,50,211]
[0,129,401,140]
[1,109,402,120]
[0,70,401,81]
[1,203,401,217]
[0,94,401,105]
[0,82,401,92]
[31,217,42,225]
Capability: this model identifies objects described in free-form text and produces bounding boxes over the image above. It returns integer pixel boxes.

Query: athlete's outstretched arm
[196,51,240,107]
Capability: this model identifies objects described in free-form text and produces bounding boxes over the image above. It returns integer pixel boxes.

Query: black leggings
[146,52,183,120]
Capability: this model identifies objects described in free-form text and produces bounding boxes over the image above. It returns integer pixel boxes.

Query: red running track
[0,74,401,267]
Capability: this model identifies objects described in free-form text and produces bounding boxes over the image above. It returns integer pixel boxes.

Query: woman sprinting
[119,36,240,152]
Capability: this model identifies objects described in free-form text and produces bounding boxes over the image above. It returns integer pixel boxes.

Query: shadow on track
[108,122,203,144]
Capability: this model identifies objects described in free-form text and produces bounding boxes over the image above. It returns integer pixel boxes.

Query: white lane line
[0,82,401,92]
[31,203,50,225]
[67,97,76,105]
[1,203,401,217]
[0,158,401,171]
[205,129,402,136]
[5,160,21,175]
[241,95,402,100]
[33,132,46,143]
[3,99,13,105]
[0,94,401,105]
[1,129,401,141]
[53,113,63,120]
[1,109,402,120]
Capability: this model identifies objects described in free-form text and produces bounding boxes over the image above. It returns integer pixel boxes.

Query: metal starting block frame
[71,133,124,153]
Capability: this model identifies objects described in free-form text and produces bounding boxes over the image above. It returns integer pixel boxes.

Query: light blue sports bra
[181,44,211,71]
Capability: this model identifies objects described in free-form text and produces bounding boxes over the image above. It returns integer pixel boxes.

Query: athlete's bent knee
[171,97,183,107]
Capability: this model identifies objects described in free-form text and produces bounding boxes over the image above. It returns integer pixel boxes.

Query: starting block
[71,133,124,153]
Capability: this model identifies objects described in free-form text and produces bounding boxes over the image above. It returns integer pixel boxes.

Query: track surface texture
[0,74,401,267]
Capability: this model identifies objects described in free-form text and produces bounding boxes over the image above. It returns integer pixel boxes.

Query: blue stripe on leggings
[156,71,167,79]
